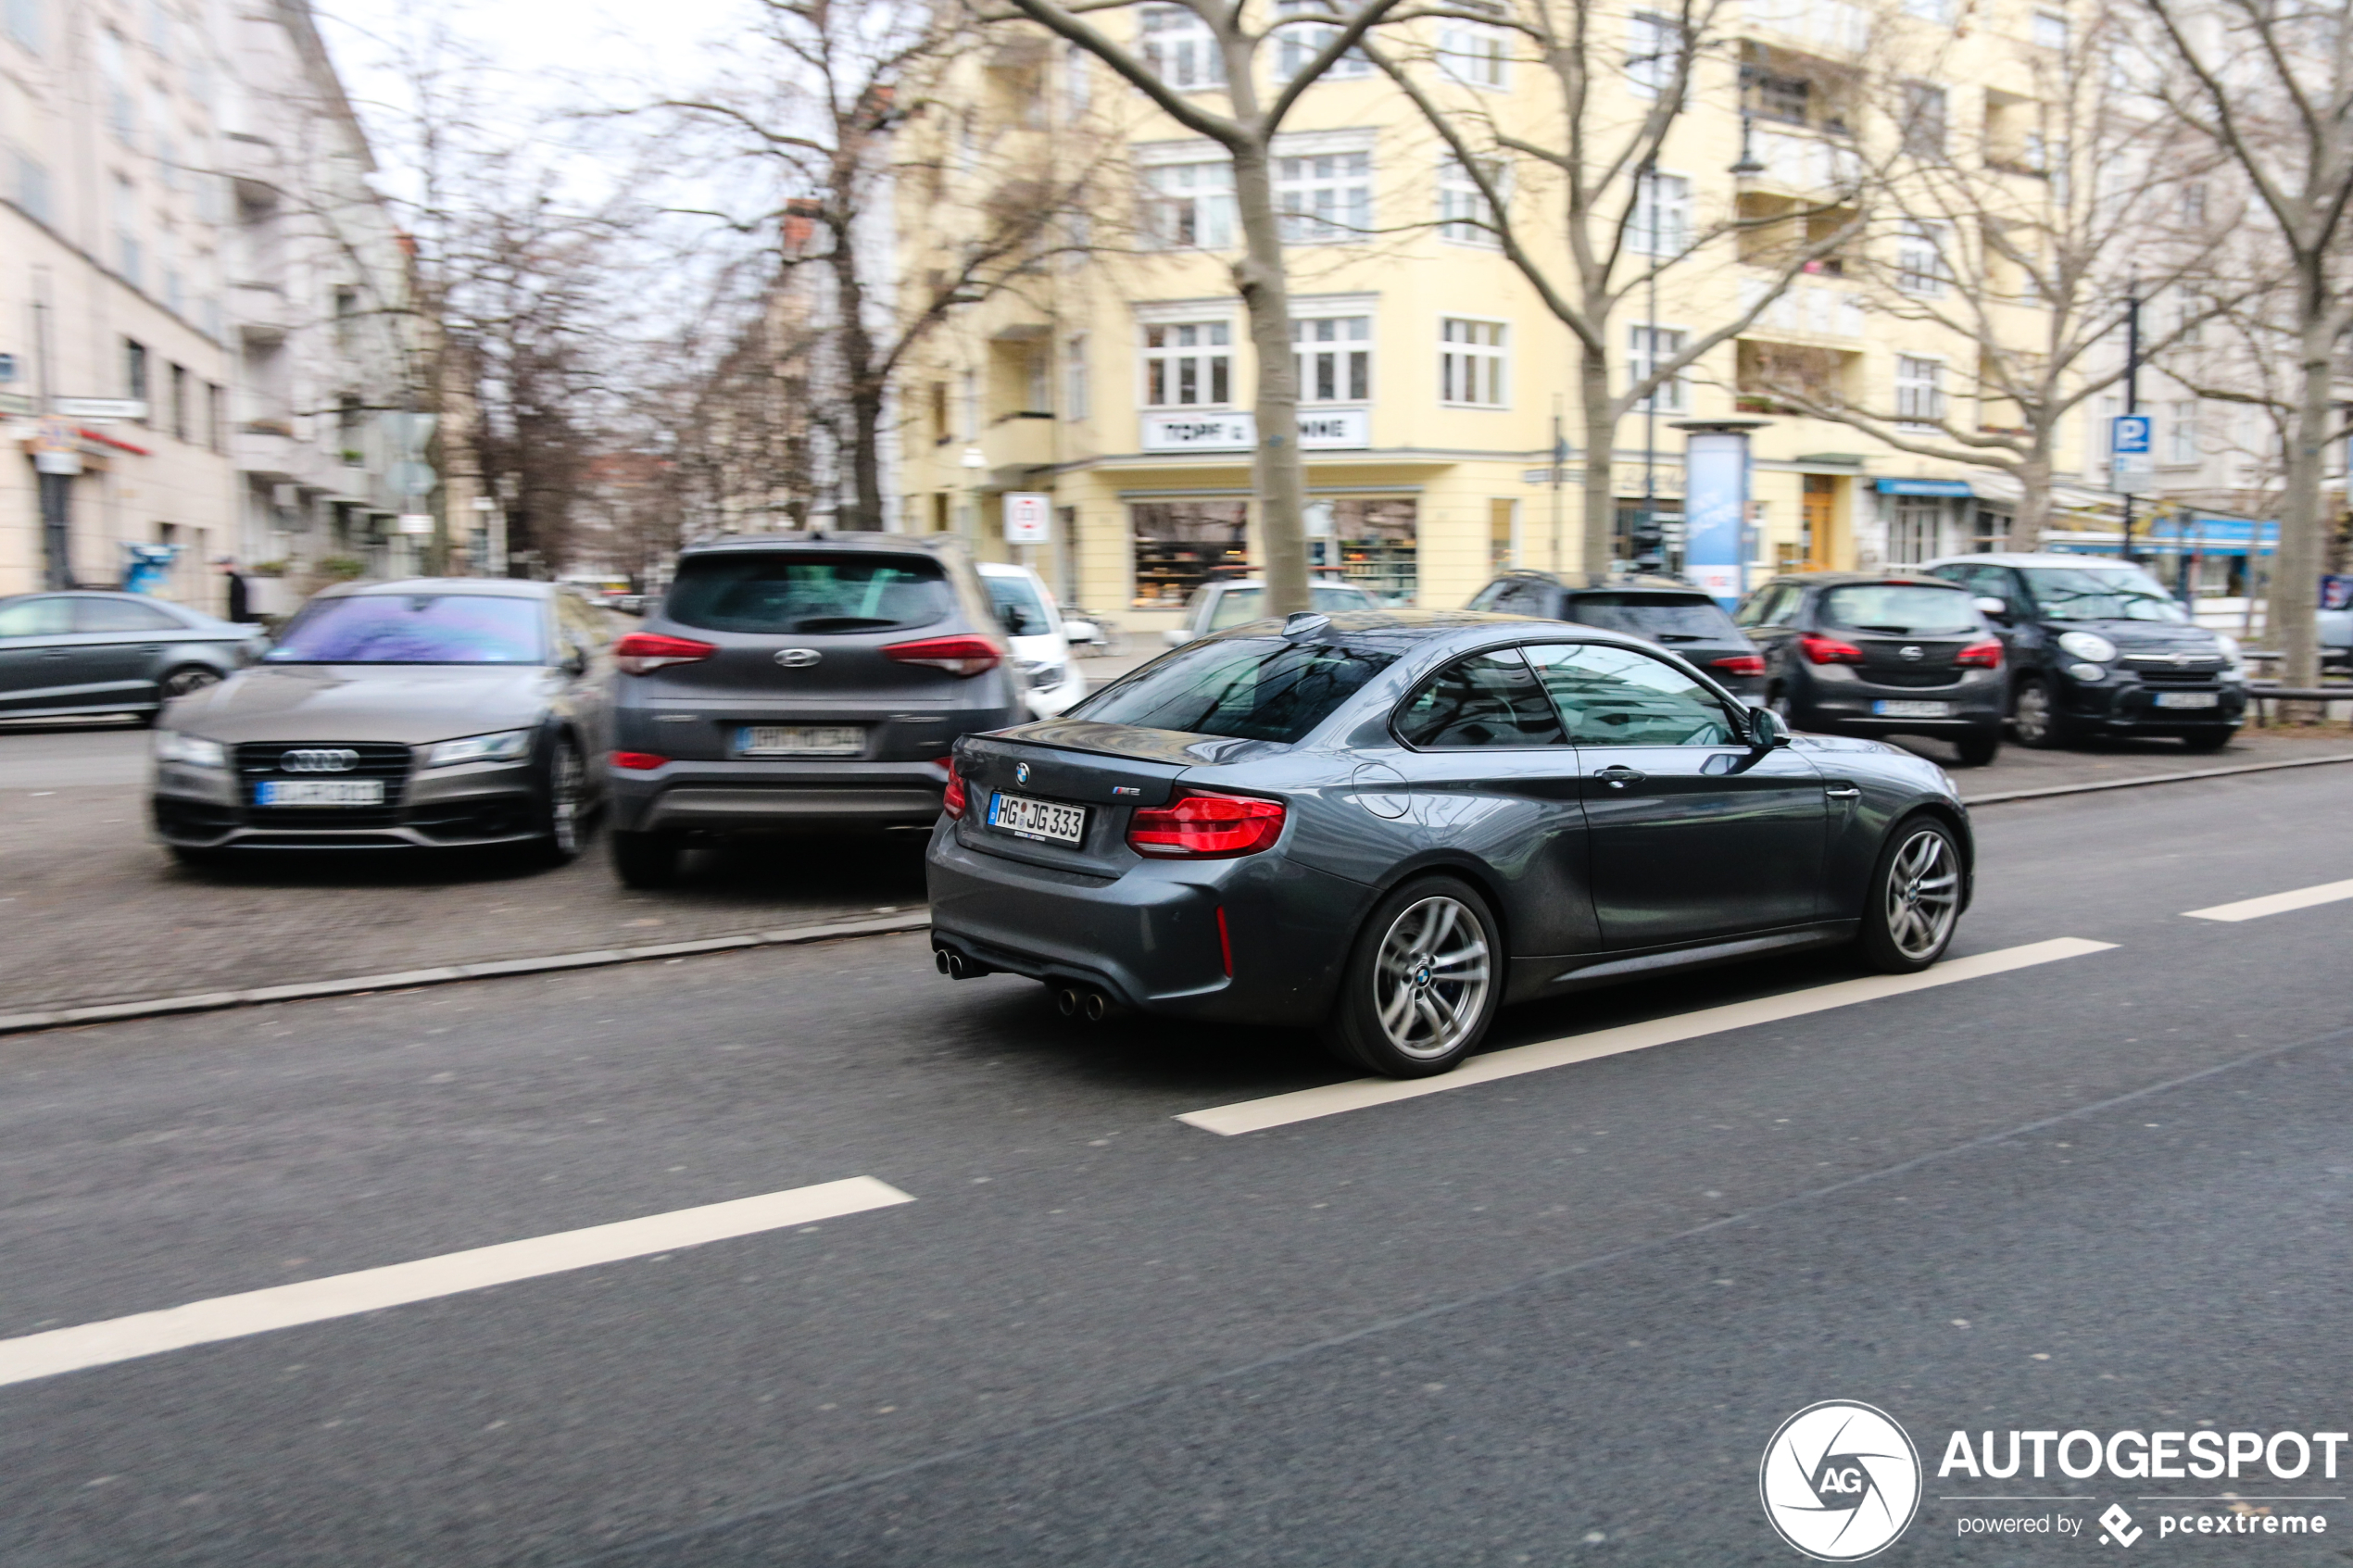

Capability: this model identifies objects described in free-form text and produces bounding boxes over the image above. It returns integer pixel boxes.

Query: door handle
[1595,765,1647,789]
[1825,785,1860,798]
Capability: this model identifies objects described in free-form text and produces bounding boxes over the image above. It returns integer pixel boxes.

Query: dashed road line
[2182,878,2353,923]
[1176,937,2117,1136]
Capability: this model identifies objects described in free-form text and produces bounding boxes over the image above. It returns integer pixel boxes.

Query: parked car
[2318,608,2350,673]
[1466,571,1767,700]
[1734,572,2007,766]
[1163,578,1381,647]
[928,609,1971,1077]
[977,561,1089,719]
[605,532,1026,887]
[149,579,610,862]
[1922,553,2247,750]
[0,590,266,722]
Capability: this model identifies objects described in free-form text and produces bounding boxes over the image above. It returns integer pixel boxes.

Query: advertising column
[1676,420,1767,607]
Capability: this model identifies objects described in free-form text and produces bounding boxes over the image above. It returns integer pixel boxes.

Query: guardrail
[2244,683,2353,724]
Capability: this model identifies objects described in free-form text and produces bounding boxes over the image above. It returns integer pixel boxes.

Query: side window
[1733,583,1789,627]
[1524,642,1739,746]
[1394,647,1566,748]
[77,597,182,633]
[1466,581,1507,611]
[0,596,78,636]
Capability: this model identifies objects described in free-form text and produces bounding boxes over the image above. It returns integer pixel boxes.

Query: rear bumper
[609,757,952,833]
[1790,671,2005,734]
[924,819,1368,1027]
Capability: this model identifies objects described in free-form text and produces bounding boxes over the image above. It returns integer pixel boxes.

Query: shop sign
[1140,408,1371,453]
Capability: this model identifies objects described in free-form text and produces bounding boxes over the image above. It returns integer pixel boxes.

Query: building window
[1896,220,1948,295]
[1064,334,1090,420]
[1900,82,1947,158]
[1143,320,1232,407]
[1140,6,1223,88]
[207,382,224,450]
[1438,157,1501,245]
[1277,150,1371,243]
[170,363,188,441]
[1630,169,1690,256]
[1626,11,1678,97]
[2032,9,2068,49]
[1142,159,1235,248]
[15,151,53,224]
[1890,496,1944,563]
[1441,318,1508,406]
[114,173,141,287]
[1131,500,1248,608]
[1902,0,1947,19]
[1627,323,1686,412]
[1293,315,1370,403]
[1065,42,1091,114]
[123,337,149,416]
[960,369,979,439]
[2167,399,2200,464]
[1277,0,1370,79]
[100,29,133,143]
[1895,355,1944,427]
[1439,3,1508,87]
[1755,70,1810,125]
[930,382,950,445]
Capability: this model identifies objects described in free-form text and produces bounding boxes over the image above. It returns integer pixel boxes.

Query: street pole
[1550,398,1565,573]
[2121,282,2140,563]
[1639,157,1663,577]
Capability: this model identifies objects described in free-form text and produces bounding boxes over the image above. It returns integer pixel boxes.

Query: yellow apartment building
[895,0,2085,629]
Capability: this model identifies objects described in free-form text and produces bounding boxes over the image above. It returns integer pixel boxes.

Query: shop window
[1143,320,1232,407]
[1131,500,1248,608]
[1889,496,1944,563]
[1317,498,1418,604]
[1293,314,1370,403]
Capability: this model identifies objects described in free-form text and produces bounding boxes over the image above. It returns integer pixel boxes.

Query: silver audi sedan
[149,579,610,864]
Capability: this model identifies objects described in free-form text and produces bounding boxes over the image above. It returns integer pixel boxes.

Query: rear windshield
[1207,583,1378,632]
[1072,636,1397,744]
[1565,593,1740,643]
[985,572,1054,636]
[265,595,546,664]
[1819,583,1981,636]
[665,554,952,634]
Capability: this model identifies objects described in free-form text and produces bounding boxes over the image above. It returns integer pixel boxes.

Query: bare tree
[986,0,1416,614]
[1363,0,1861,573]
[2144,0,2353,686]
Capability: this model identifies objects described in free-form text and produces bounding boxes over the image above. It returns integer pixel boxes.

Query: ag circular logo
[1759,1400,1921,1561]
[1015,761,1031,785]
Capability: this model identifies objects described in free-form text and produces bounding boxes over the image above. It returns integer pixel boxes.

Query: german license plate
[988,790,1086,845]
[1872,699,1953,718]
[736,724,864,757]
[2155,691,2221,709]
[256,778,384,808]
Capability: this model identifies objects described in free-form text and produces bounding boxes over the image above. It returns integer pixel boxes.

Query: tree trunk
[2277,288,2332,690]
[2013,445,2053,553]
[1579,344,1617,577]
[830,225,887,532]
[1229,146,1309,617]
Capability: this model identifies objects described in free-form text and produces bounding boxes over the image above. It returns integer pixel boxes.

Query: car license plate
[736,724,864,757]
[256,779,384,808]
[1871,699,1953,718]
[2155,691,2221,709]
[988,790,1086,845]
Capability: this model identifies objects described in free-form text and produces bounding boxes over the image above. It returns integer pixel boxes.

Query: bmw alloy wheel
[1882,828,1959,962]
[1373,896,1491,1063]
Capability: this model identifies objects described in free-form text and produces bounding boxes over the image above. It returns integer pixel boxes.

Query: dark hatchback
[605,533,1026,886]
[1735,573,2007,765]
[1466,571,1766,699]
[928,610,1972,1078]
[1924,553,2246,750]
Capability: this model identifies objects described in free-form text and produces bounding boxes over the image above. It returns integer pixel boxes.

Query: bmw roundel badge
[1015,761,1031,785]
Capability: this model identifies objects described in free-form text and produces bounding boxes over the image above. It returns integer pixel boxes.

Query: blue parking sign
[2110,414,2152,455]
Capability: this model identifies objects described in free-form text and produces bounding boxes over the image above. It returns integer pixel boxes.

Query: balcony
[980,412,1056,476]
[1738,277,1866,340]
[234,421,301,481]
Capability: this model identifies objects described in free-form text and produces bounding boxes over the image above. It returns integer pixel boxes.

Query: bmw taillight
[884,633,1004,677]
[612,633,717,675]
[1798,633,1865,666]
[610,751,670,771]
[942,757,967,819]
[1957,636,2004,669]
[1710,654,1766,677]
[1126,789,1286,859]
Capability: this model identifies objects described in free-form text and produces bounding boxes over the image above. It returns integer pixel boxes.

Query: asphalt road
[1,767,2350,1564]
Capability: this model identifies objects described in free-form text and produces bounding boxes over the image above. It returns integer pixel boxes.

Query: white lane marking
[1178,938,2117,1136]
[2182,877,2353,923]
[0,1176,913,1390]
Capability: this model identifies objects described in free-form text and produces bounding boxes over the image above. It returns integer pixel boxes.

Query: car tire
[2181,730,2233,753]
[527,737,587,867]
[1858,816,1964,973]
[1954,732,2001,767]
[610,828,685,888]
[2010,676,2072,748]
[1322,875,1503,1079]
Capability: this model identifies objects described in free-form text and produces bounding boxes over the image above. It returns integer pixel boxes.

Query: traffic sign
[2109,413,2155,493]
[1003,492,1052,545]
[2109,414,2152,454]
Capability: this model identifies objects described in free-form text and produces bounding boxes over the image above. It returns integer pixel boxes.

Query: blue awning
[1874,478,1973,496]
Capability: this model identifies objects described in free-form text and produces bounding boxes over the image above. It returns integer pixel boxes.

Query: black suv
[1734,572,2007,765]
[1922,553,2246,750]
[605,533,1026,885]
[1466,571,1766,699]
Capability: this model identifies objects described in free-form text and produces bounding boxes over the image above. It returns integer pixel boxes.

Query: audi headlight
[424,729,534,768]
[154,731,226,769]
[2057,631,2119,662]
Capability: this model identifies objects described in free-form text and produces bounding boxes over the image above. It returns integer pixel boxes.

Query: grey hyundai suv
[605,533,1026,886]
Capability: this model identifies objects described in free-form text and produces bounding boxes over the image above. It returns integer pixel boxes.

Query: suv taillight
[942,758,967,819]
[1126,789,1286,859]
[1798,633,1865,666]
[1710,654,1766,676]
[612,633,718,675]
[884,633,1004,676]
[1957,636,2004,669]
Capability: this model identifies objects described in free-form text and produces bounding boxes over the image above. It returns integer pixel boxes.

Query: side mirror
[562,646,589,676]
[1746,704,1793,749]
[1062,619,1097,645]
[1973,596,2011,621]
[1163,627,1189,648]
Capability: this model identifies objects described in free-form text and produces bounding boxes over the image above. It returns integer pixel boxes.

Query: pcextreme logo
[1760,1401,1924,1561]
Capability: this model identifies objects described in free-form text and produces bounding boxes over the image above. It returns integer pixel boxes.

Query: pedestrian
[217,556,251,623]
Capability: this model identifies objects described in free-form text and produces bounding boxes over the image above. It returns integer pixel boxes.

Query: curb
[0,912,932,1038]
[1963,749,2353,806]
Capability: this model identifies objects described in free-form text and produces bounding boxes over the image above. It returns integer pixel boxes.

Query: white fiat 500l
[977,562,1089,719]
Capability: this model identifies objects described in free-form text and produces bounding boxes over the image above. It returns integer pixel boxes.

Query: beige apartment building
[897,0,2088,627]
